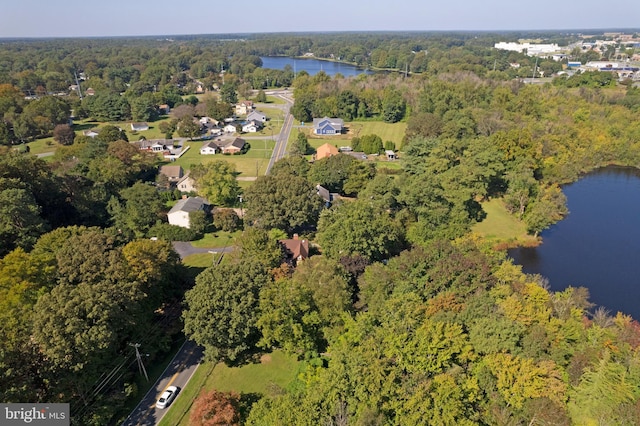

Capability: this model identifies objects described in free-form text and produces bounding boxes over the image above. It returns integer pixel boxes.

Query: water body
[260,56,372,77]
[509,166,640,319]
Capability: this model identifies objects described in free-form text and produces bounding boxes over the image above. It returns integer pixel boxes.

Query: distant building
[159,165,183,183]
[131,122,149,132]
[177,172,197,193]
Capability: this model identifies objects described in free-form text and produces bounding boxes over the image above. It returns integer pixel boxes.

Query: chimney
[293,233,299,240]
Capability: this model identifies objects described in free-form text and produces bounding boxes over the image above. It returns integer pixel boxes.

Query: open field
[168,139,274,177]
[472,198,539,248]
[190,231,241,248]
[159,350,303,426]
[345,121,407,146]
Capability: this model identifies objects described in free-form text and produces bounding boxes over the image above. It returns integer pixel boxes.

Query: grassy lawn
[190,231,241,248]
[160,350,303,426]
[168,140,274,178]
[181,253,217,269]
[264,95,286,105]
[472,198,539,248]
[26,137,59,155]
[345,121,407,146]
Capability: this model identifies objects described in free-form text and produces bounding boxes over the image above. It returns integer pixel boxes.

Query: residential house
[316,184,334,207]
[385,150,397,160]
[200,141,219,155]
[158,104,171,114]
[279,234,309,265]
[131,122,149,132]
[137,139,172,153]
[83,129,100,138]
[247,110,267,123]
[167,196,209,228]
[159,165,183,183]
[222,137,246,154]
[235,100,254,115]
[313,117,344,135]
[177,172,197,193]
[315,143,339,160]
[224,123,237,134]
[85,88,95,96]
[242,120,262,133]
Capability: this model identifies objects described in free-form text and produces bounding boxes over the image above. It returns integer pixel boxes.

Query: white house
[224,123,237,133]
[167,197,208,228]
[177,172,197,193]
[200,141,219,155]
[242,121,261,133]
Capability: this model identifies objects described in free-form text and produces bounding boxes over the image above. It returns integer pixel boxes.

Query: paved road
[121,340,203,426]
[265,92,294,174]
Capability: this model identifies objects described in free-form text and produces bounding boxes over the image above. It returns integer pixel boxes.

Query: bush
[147,222,198,241]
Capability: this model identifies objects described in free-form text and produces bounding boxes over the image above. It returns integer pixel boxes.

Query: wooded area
[1,31,640,424]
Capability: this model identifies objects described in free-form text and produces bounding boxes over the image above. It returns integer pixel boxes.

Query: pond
[509,166,640,319]
[260,56,372,77]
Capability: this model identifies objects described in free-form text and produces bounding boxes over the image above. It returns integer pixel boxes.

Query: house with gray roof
[247,110,267,123]
[313,117,344,135]
[167,196,209,228]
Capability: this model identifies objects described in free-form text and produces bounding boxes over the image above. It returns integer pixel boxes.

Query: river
[509,166,640,319]
[260,56,372,77]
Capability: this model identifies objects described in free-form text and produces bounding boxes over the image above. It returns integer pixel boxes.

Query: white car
[156,386,179,409]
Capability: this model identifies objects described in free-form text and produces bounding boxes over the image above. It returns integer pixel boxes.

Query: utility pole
[129,343,149,381]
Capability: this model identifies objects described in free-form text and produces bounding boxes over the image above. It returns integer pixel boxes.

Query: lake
[260,56,372,77]
[509,166,640,319]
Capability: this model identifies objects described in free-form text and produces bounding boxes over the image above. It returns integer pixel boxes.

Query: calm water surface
[260,56,372,77]
[509,166,640,319]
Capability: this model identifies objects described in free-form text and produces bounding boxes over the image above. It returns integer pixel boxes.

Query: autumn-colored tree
[190,389,241,426]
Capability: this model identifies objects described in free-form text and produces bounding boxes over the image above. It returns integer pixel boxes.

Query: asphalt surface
[265,92,294,174]
[121,340,203,426]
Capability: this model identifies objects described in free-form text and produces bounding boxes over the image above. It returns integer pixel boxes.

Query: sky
[1,0,639,38]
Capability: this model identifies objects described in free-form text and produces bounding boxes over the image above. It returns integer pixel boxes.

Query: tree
[269,156,310,178]
[316,200,404,262]
[381,88,405,123]
[308,154,357,194]
[191,160,240,206]
[255,90,267,103]
[220,83,238,104]
[291,132,311,156]
[190,389,241,426]
[53,124,75,145]
[177,116,201,140]
[107,182,165,238]
[213,209,240,232]
[231,228,284,269]
[96,124,128,143]
[183,261,271,362]
[0,178,49,256]
[524,184,568,237]
[207,99,233,122]
[243,173,323,232]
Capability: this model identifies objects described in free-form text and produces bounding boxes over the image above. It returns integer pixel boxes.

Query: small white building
[167,197,208,228]
[224,124,237,133]
[200,141,219,155]
[242,121,261,133]
[177,172,197,193]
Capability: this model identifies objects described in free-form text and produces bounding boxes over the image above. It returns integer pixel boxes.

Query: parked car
[155,386,179,409]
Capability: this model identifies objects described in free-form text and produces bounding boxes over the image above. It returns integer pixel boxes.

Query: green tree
[177,116,201,140]
[243,173,323,232]
[381,88,405,123]
[213,209,240,232]
[308,154,357,194]
[0,178,48,256]
[191,160,240,206]
[183,261,271,362]
[524,184,568,237]
[220,83,238,104]
[317,200,404,262]
[107,182,165,237]
[231,228,284,269]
